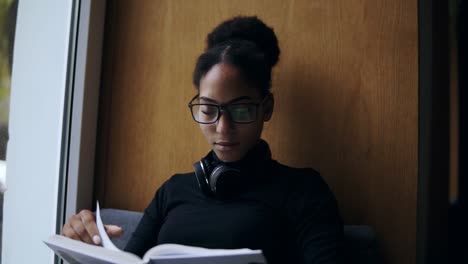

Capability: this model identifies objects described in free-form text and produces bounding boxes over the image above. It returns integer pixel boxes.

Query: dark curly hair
[193,16,280,96]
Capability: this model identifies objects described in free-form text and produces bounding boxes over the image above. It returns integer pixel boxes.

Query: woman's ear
[263,93,274,121]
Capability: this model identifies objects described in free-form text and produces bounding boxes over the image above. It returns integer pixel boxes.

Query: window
[0,0,18,262]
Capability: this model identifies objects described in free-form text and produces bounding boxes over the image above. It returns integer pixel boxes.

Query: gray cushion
[100,208,381,263]
[100,208,143,250]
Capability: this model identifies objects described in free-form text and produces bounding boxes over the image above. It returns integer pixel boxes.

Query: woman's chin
[214,150,242,162]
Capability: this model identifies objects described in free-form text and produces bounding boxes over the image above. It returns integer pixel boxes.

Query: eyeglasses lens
[191,104,256,124]
[227,105,256,123]
[192,105,218,123]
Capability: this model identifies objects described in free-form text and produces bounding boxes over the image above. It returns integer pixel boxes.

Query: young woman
[63,16,343,264]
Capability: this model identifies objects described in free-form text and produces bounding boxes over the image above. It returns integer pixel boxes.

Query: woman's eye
[202,111,216,116]
[200,106,217,116]
[230,105,253,119]
[233,108,249,116]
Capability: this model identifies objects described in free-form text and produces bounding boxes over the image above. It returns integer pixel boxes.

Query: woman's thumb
[104,224,123,237]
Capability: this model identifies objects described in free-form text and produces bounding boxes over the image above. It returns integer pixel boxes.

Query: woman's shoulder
[270,161,333,195]
[150,172,198,201]
[271,161,339,214]
[271,161,322,181]
[163,171,196,188]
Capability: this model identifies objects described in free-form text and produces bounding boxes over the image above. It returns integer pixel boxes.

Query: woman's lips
[214,141,239,151]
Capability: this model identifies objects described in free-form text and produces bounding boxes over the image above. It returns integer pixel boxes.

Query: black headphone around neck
[193,140,272,199]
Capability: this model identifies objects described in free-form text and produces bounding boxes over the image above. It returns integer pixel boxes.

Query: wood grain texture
[95,1,418,263]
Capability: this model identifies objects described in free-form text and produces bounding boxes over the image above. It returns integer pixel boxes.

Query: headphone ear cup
[209,165,241,198]
[194,155,243,199]
[193,161,213,196]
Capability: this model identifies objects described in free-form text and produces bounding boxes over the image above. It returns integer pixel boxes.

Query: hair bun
[206,16,280,67]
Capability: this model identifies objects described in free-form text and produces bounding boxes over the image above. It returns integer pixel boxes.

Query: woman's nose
[216,111,234,133]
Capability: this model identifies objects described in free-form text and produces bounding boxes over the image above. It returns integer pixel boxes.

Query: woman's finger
[104,224,124,238]
[79,210,101,245]
[69,213,93,244]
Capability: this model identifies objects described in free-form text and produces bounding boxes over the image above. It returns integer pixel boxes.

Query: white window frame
[1,0,105,263]
[65,0,106,224]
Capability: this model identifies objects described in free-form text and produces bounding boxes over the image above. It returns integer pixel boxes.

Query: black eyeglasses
[188,95,267,124]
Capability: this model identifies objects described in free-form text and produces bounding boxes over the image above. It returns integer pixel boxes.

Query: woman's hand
[62,209,123,245]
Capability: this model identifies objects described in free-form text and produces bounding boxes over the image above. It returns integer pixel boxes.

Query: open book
[45,203,267,264]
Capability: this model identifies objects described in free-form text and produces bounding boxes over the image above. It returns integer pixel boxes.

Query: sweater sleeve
[124,184,167,257]
[286,169,343,264]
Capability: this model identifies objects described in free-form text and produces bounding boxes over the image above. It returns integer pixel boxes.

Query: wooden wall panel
[95,1,418,263]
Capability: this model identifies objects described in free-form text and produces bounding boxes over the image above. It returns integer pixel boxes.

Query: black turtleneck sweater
[124,156,343,264]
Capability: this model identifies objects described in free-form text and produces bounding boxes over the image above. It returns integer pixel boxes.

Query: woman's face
[198,63,273,162]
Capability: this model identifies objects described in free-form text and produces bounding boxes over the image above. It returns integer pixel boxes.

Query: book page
[96,201,121,251]
[45,235,144,264]
[143,244,259,257]
[143,244,266,264]
[148,253,267,264]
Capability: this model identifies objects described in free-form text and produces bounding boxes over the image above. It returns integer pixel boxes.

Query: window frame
[1,1,106,263]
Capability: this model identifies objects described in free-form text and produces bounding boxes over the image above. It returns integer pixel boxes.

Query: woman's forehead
[198,95,256,104]
[199,64,260,101]
[198,87,260,104]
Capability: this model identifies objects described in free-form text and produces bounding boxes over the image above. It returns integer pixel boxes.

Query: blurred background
[0,0,17,262]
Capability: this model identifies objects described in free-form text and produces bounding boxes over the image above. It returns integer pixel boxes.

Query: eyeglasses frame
[187,94,268,124]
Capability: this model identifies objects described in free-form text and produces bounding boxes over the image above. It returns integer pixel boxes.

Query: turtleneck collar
[210,139,272,171]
